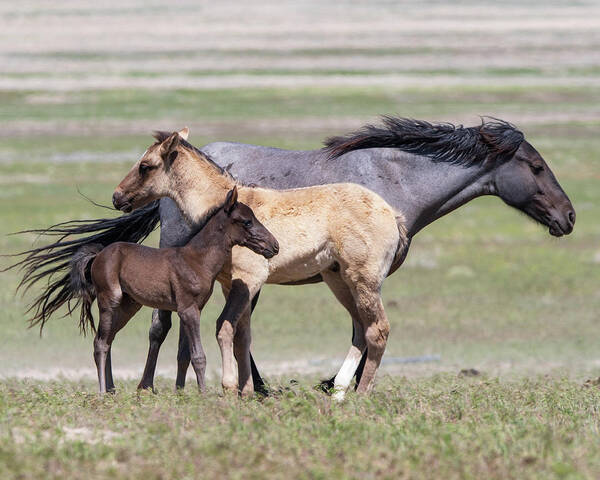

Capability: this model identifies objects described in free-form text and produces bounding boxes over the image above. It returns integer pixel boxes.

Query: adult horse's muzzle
[549,208,575,237]
[546,203,575,237]
[523,194,575,238]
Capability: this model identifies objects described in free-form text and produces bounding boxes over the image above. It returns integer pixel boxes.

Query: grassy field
[1,1,600,478]
[3,377,600,479]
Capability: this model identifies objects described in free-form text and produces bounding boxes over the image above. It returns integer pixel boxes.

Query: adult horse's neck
[398,154,494,236]
[321,149,495,237]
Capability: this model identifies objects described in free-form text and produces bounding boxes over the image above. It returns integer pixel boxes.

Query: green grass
[3,86,599,125]
[9,66,586,79]
[8,46,446,60]
[1,62,600,478]
[2,376,600,479]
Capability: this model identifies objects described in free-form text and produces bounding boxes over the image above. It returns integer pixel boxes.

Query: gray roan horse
[11,117,575,394]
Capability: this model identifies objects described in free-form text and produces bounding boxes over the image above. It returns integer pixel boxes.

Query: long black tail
[4,200,160,332]
[69,244,103,334]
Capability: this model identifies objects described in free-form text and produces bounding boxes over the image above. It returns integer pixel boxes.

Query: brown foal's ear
[224,186,238,214]
[160,132,180,164]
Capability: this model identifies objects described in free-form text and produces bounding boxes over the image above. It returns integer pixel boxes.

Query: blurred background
[1,0,599,385]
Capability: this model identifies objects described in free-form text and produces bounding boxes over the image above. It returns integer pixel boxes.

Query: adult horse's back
[203,118,574,238]
[12,117,575,391]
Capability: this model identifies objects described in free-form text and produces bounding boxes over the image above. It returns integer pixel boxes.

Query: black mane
[323,117,525,166]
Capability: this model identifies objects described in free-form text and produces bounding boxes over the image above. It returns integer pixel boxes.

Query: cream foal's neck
[169,161,236,226]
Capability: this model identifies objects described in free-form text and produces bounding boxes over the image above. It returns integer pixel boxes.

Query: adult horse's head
[487,125,575,237]
[324,117,575,238]
[112,127,190,213]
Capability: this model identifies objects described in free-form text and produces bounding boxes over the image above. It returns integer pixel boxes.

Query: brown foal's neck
[183,210,235,264]
[187,211,229,245]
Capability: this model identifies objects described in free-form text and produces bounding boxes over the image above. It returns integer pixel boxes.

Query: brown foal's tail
[69,244,103,334]
[3,200,160,333]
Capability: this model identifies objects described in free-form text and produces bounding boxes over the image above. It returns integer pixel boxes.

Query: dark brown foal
[69,187,279,393]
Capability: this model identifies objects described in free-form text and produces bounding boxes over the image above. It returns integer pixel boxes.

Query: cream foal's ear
[159,132,180,165]
[178,127,189,140]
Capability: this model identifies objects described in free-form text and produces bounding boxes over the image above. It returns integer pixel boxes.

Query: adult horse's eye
[530,164,543,174]
[243,220,252,227]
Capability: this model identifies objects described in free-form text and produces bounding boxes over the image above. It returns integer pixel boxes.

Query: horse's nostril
[567,210,576,225]
[112,192,124,209]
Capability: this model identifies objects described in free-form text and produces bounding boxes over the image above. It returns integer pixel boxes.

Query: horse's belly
[266,246,334,284]
[121,282,176,312]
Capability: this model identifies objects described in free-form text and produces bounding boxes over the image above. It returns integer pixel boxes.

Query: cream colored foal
[113,129,408,399]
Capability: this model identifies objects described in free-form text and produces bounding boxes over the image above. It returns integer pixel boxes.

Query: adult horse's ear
[224,186,238,214]
[160,132,180,164]
[178,127,189,140]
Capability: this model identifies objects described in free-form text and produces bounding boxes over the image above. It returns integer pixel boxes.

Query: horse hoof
[315,378,335,394]
[221,384,238,395]
[332,389,346,402]
[254,383,270,397]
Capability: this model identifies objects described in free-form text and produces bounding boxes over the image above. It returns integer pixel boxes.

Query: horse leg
[248,290,269,396]
[95,294,141,394]
[175,324,191,389]
[352,286,390,394]
[351,237,410,389]
[320,325,366,392]
[105,347,115,393]
[216,282,236,393]
[178,305,207,393]
[233,309,253,397]
[216,275,264,395]
[223,287,261,397]
[353,351,367,390]
[173,288,266,392]
[139,309,172,390]
[216,280,249,393]
[321,271,367,400]
[93,308,113,395]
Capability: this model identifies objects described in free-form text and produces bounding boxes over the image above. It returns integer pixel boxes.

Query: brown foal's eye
[139,164,152,175]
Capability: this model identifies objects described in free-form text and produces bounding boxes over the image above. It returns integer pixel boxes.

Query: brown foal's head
[222,187,279,259]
